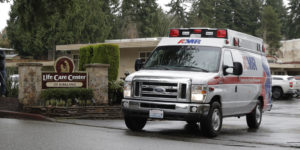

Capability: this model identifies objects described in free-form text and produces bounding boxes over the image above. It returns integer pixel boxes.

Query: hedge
[79,44,120,81]
[91,44,120,81]
[79,46,93,71]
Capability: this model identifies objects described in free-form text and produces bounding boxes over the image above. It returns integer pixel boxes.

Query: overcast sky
[0,0,289,32]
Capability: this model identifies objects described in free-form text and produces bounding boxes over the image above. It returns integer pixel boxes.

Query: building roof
[56,37,161,51]
[0,48,15,51]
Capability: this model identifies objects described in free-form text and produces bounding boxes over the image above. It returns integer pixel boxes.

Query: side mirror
[233,62,243,76]
[223,62,243,76]
[135,58,143,71]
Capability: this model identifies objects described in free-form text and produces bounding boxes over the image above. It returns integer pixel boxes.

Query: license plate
[149,110,163,119]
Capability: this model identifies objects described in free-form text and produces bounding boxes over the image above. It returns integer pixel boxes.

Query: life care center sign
[42,57,87,89]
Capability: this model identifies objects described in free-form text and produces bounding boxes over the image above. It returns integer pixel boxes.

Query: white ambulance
[122,28,272,137]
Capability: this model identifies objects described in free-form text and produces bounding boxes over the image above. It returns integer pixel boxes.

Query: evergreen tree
[167,0,187,28]
[287,0,300,39]
[138,0,160,37]
[261,6,282,56]
[120,0,140,38]
[0,28,9,48]
[265,0,288,38]
[6,0,112,58]
[188,0,215,27]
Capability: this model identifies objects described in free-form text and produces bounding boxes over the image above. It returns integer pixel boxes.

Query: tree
[287,0,300,39]
[188,0,215,27]
[120,0,141,38]
[0,28,10,48]
[261,6,282,56]
[167,0,187,28]
[265,0,288,38]
[6,0,112,58]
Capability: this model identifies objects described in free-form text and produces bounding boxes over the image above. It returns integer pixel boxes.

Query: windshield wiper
[144,65,171,70]
[174,65,209,72]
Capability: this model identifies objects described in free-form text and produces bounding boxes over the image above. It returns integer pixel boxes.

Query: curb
[0,110,55,122]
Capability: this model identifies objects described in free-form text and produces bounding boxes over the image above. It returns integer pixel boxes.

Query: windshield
[143,46,221,72]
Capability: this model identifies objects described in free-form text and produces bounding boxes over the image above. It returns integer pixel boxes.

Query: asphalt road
[1,98,300,150]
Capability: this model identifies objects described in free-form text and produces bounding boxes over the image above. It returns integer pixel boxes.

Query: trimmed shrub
[91,44,120,81]
[79,46,93,71]
[40,88,94,107]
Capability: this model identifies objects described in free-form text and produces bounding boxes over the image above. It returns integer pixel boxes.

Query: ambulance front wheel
[200,102,222,137]
[124,116,147,131]
[246,101,262,129]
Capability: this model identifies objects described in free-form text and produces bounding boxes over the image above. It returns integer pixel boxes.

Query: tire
[200,102,222,137]
[124,116,147,131]
[272,87,282,100]
[246,101,262,129]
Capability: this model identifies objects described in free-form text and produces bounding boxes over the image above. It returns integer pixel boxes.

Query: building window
[139,51,151,62]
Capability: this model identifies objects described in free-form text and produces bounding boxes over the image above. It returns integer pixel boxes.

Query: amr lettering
[178,39,201,44]
[243,56,257,70]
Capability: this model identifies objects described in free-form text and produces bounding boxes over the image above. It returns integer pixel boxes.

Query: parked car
[271,75,299,99]
[9,74,19,88]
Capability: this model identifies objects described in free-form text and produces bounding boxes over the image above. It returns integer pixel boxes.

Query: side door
[221,50,239,116]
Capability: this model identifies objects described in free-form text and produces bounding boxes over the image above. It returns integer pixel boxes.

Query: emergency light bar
[169,28,228,38]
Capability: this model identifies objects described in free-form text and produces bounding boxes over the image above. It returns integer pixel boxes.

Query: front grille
[140,103,175,109]
[133,80,189,101]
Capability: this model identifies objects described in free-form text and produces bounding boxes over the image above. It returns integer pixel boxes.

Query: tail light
[289,82,293,88]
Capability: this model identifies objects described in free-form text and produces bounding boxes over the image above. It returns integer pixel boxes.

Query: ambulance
[122,28,272,137]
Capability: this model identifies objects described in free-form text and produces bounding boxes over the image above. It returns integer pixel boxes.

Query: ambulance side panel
[221,49,263,116]
[231,49,263,114]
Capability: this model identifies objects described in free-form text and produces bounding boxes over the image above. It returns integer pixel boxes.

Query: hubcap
[255,105,262,123]
[212,109,221,131]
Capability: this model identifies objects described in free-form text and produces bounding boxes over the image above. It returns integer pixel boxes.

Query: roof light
[169,29,179,37]
[216,30,227,38]
[193,29,202,34]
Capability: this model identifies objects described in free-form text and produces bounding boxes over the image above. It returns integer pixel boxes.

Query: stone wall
[18,63,42,106]
[86,64,110,105]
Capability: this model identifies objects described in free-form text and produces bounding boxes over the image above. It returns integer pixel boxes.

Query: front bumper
[122,99,210,121]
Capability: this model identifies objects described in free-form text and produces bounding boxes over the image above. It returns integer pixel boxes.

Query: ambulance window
[223,51,233,73]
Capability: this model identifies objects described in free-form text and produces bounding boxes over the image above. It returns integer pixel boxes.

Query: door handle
[235,85,237,92]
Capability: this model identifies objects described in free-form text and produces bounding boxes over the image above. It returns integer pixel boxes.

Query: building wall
[280,39,300,63]
[118,47,154,79]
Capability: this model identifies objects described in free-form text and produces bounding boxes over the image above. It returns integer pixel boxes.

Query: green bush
[40,88,94,107]
[79,46,93,71]
[108,80,123,105]
[91,44,120,82]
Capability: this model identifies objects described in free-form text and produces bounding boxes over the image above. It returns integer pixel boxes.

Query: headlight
[191,85,207,103]
[123,82,132,98]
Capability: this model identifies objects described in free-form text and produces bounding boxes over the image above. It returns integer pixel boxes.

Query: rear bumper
[122,99,210,121]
